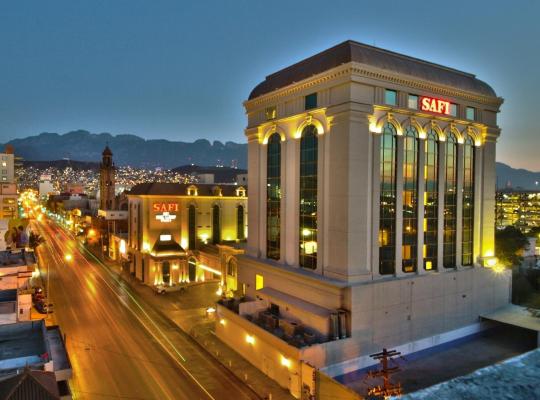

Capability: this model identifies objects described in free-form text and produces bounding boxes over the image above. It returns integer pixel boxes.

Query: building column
[317,131,326,274]
[279,138,288,264]
[372,133,381,278]
[456,142,464,268]
[395,134,404,277]
[259,143,268,259]
[246,131,260,258]
[285,134,300,267]
[417,137,426,274]
[480,134,498,258]
[437,140,446,272]
[473,145,483,265]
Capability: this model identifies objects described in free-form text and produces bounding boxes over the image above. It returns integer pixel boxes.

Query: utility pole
[365,348,403,398]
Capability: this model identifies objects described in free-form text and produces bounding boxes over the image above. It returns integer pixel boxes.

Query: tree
[495,226,529,267]
[29,231,45,250]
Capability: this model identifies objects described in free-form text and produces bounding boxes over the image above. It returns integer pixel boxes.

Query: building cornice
[244,62,503,111]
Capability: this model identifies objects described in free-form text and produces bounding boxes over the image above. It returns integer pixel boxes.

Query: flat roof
[480,304,540,332]
[249,40,498,100]
[127,182,247,197]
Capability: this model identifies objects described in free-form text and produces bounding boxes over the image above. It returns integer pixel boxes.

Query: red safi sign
[152,203,179,213]
[420,96,451,115]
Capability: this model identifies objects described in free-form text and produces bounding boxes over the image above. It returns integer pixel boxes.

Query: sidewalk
[90,247,294,400]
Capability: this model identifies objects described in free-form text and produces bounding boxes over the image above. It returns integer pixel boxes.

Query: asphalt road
[33,218,258,400]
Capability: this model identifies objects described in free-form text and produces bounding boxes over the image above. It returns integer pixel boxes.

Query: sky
[0,0,538,170]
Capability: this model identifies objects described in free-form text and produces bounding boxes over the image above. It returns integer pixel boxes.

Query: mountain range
[5,130,247,169]
[5,130,540,190]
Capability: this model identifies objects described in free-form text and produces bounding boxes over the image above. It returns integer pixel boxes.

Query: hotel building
[216,40,509,397]
[126,183,247,286]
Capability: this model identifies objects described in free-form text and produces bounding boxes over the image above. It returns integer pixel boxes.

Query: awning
[150,234,186,259]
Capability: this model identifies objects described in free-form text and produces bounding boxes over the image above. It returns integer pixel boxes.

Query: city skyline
[0,1,539,170]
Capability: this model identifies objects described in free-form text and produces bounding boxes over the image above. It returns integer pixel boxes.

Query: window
[408,95,418,109]
[462,136,475,266]
[443,133,458,268]
[299,125,318,269]
[424,130,439,270]
[1,162,6,167]
[450,103,458,117]
[402,126,419,273]
[212,205,221,244]
[255,274,264,290]
[265,106,277,120]
[379,123,397,275]
[187,185,198,196]
[227,258,237,277]
[188,205,196,249]
[305,93,317,110]
[237,205,245,240]
[466,107,476,120]
[267,133,281,260]
[385,89,397,106]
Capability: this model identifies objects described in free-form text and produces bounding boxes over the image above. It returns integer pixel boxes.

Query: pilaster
[437,140,446,271]
[416,137,426,274]
[456,142,464,268]
[395,134,404,277]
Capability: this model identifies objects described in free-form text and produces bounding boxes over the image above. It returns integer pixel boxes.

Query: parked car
[35,300,53,314]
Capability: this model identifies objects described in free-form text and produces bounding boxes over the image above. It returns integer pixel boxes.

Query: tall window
[462,136,475,266]
[443,133,458,268]
[237,205,245,240]
[424,130,439,270]
[267,133,281,260]
[402,126,418,273]
[299,125,318,269]
[379,123,397,275]
[212,205,220,244]
[188,205,196,249]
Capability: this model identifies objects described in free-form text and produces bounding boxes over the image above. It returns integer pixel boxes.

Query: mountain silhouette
[5,130,247,169]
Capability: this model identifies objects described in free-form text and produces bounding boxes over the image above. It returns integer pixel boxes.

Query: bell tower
[99,145,115,210]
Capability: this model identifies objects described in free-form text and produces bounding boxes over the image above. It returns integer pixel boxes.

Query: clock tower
[99,145,115,210]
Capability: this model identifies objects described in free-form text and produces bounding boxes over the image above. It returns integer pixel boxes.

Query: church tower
[99,145,115,210]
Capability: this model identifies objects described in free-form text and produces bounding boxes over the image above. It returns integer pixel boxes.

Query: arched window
[212,205,220,244]
[462,135,475,266]
[299,125,318,269]
[379,123,397,275]
[443,133,458,268]
[188,205,196,250]
[424,130,439,270]
[267,133,281,260]
[402,126,419,273]
[227,257,237,277]
[237,205,245,240]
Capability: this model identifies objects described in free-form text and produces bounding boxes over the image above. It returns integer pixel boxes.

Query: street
[32,217,259,400]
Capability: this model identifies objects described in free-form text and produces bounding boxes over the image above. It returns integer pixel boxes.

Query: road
[33,218,258,400]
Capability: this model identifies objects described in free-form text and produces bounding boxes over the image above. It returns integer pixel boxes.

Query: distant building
[99,146,115,210]
[0,183,18,219]
[0,145,15,183]
[126,183,247,287]
[63,183,84,195]
[39,174,55,199]
[236,173,247,186]
[196,173,215,184]
[496,189,540,232]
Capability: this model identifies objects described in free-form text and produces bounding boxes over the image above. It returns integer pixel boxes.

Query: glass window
[402,126,419,273]
[443,133,458,268]
[408,95,418,109]
[237,205,245,240]
[379,123,397,275]
[255,274,264,290]
[449,103,458,117]
[385,89,397,106]
[299,125,318,269]
[266,133,281,260]
[424,130,439,270]
[188,205,196,249]
[462,136,475,266]
[305,93,317,110]
[265,106,276,120]
[212,205,220,244]
[466,107,476,120]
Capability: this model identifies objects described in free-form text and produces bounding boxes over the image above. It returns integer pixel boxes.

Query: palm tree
[29,231,45,251]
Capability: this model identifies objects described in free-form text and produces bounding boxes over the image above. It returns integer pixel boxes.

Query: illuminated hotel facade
[126,183,247,286]
[216,41,509,397]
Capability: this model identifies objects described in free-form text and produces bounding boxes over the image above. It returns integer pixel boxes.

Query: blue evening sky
[0,0,538,170]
